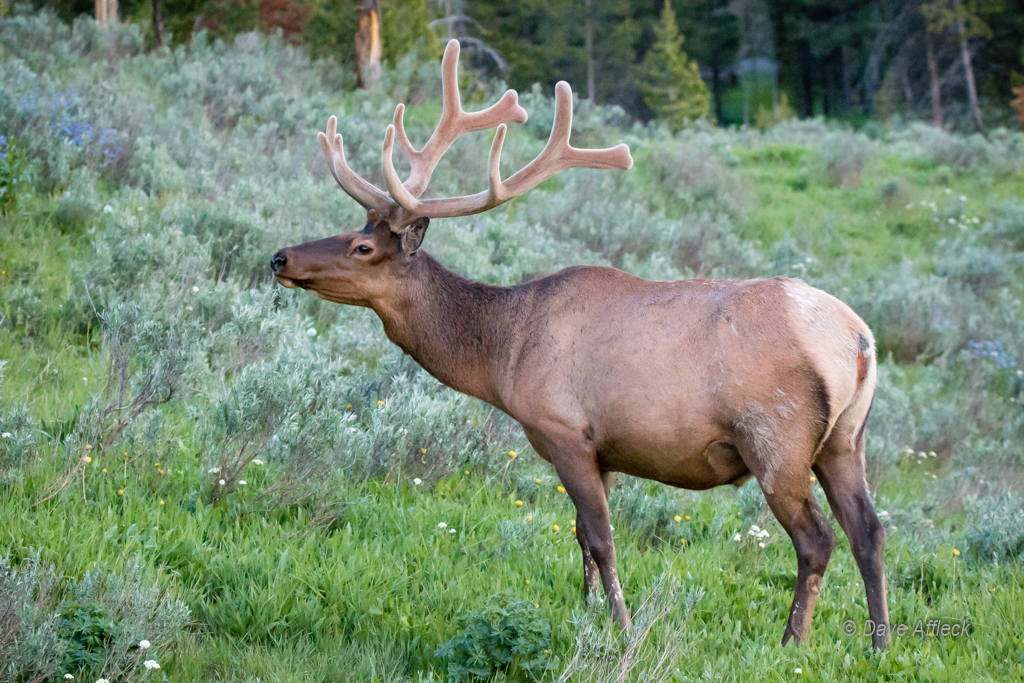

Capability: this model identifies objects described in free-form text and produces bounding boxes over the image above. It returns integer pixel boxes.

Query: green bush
[435,594,553,682]
[964,492,1024,562]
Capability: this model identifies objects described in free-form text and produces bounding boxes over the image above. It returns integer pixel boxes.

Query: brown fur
[271,218,891,647]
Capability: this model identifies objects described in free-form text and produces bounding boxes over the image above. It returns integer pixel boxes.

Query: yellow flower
[552,525,559,532]
[154,462,160,467]
[85,444,92,450]
[509,450,516,458]
[158,469,164,475]
[684,515,690,521]
[377,400,385,405]
[535,478,541,484]
[680,538,686,544]
[810,476,817,482]
[123,451,127,455]
[525,579,530,584]
[526,515,533,521]
[515,500,523,507]
[421,448,427,454]
[535,603,539,609]
[674,515,681,522]
[557,486,565,493]
[570,519,576,525]
[465,470,469,474]
[83,456,92,464]
[101,468,107,473]
[953,548,960,556]
[346,404,352,409]
[159,500,165,505]
[117,489,124,496]
[543,649,549,654]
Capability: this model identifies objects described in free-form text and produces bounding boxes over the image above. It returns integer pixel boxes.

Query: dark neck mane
[371,253,523,408]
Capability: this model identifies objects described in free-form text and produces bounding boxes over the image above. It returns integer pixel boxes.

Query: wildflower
[143,660,160,670]
[679,537,686,544]
[809,476,816,482]
[218,479,226,486]
[208,466,220,474]
[377,400,385,405]
[465,470,469,474]
[191,285,199,293]
[570,519,575,525]
[238,480,246,485]
[438,522,447,529]
[117,489,124,496]
[252,459,263,465]
[101,468,106,473]
[557,486,565,493]
[552,525,559,532]
[159,500,164,505]
[684,515,690,520]
[515,500,524,507]
[139,639,151,649]
[413,478,422,485]
[307,327,317,337]
[526,579,530,584]
[758,542,766,548]
[795,668,802,674]
[733,533,742,542]
[185,305,193,311]
[944,188,951,194]
[85,444,92,450]
[346,404,352,409]
[953,548,960,557]
[421,448,427,454]
[526,515,533,521]
[674,515,682,522]
[97,679,110,683]
[509,450,516,458]
[103,205,113,213]
[0,433,10,438]
[65,675,74,680]
[154,462,160,467]
[748,525,761,536]
[960,195,967,202]
[449,528,456,534]
[83,456,92,464]
[535,478,541,484]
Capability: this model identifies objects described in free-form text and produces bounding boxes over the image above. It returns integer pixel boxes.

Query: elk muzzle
[271,249,300,288]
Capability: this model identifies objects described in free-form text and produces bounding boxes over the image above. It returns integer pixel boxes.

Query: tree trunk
[152,0,166,47]
[925,30,943,127]
[799,33,813,117]
[95,0,118,24]
[953,0,983,132]
[354,0,382,89]
[584,0,596,102]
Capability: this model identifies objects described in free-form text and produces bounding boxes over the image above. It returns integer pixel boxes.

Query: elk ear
[401,217,430,256]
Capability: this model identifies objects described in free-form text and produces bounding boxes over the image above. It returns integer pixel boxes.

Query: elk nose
[270,251,287,273]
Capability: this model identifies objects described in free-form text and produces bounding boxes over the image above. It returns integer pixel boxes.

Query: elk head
[271,39,633,306]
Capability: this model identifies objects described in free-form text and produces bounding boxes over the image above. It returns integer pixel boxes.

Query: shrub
[0,135,30,214]
[963,492,1024,562]
[434,594,553,682]
[817,131,869,188]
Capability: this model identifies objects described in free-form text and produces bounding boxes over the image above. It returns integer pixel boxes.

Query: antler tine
[390,39,528,199]
[383,80,632,225]
[318,115,396,216]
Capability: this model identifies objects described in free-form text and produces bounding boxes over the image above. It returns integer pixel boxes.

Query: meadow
[1,14,1024,683]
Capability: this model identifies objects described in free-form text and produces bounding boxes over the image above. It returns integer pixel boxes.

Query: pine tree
[640,0,710,130]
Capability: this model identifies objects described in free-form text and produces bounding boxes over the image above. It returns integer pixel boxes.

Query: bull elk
[271,39,890,649]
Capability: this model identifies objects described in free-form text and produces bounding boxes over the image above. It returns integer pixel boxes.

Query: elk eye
[355,244,372,255]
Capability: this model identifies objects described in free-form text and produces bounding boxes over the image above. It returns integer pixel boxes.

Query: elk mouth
[274,275,311,289]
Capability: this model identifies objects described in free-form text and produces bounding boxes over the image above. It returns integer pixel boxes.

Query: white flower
[748,525,761,536]
[944,188,952,194]
[139,639,151,649]
[609,525,614,531]
[185,305,193,311]
[97,679,110,683]
[1,432,11,438]
[191,285,199,293]
[65,675,74,680]
[905,203,914,210]
[143,660,160,670]
[959,195,967,202]
[103,204,113,213]
[733,533,742,542]
[207,466,220,474]
[795,667,802,674]
[449,528,456,534]
[758,542,766,548]
[438,522,447,529]
[252,459,263,465]
[219,479,226,486]
[413,478,422,485]
[307,327,317,337]
[238,480,246,485]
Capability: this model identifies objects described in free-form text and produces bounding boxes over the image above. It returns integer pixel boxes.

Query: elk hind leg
[813,422,890,649]
[575,471,614,599]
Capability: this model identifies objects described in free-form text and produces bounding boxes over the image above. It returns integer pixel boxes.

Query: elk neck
[369,252,524,410]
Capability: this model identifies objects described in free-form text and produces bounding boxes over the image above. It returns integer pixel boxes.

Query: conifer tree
[641,0,710,130]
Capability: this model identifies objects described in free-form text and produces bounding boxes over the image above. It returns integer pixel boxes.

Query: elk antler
[319,39,633,231]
